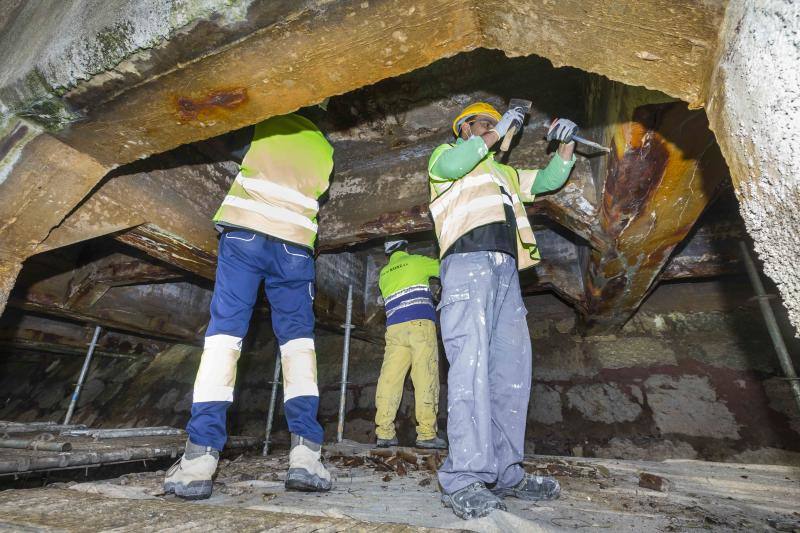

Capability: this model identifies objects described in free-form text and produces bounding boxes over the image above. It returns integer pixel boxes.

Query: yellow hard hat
[452,102,502,135]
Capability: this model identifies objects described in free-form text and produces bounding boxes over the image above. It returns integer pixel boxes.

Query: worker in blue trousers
[164,113,334,499]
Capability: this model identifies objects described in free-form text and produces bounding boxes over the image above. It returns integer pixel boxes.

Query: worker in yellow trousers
[374,240,446,449]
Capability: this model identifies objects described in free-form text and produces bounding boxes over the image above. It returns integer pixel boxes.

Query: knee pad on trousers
[281,338,318,401]
[193,334,243,403]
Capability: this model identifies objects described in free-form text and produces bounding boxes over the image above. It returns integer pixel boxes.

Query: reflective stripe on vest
[429,160,540,270]
[213,114,332,248]
[437,195,505,247]
[428,174,495,218]
[385,284,430,305]
[235,174,319,212]
[219,194,318,233]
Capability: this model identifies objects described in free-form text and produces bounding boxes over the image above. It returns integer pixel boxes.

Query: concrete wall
[1,278,798,463]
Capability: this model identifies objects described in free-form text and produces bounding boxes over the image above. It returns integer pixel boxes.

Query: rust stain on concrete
[175,87,248,122]
[0,123,29,161]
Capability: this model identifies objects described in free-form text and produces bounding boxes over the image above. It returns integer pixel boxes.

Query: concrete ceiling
[0,0,796,346]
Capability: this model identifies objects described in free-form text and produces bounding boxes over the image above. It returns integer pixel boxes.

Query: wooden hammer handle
[499,125,517,152]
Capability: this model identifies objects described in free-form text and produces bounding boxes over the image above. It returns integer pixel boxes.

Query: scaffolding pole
[262,346,282,456]
[63,325,102,426]
[336,284,354,443]
[739,241,800,412]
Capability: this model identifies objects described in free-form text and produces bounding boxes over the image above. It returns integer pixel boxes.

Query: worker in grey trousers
[428,102,577,519]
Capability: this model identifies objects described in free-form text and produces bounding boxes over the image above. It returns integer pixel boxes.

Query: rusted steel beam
[10,299,203,345]
[0,260,22,320]
[38,149,232,261]
[660,218,744,280]
[0,310,167,359]
[116,225,218,281]
[520,224,585,305]
[582,89,728,333]
[66,259,182,309]
[9,250,209,343]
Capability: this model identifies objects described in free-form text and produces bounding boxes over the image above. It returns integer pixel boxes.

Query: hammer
[499,98,532,153]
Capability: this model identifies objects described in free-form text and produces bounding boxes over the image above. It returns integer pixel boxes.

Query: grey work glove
[546,118,578,143]
[493,108,525,138]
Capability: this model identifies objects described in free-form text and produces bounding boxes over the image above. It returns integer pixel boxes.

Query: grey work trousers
[437,251,532,495]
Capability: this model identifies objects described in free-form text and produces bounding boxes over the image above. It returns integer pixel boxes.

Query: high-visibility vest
[379,251,440,326]
[428,146,540,270]
[213,114,334,248]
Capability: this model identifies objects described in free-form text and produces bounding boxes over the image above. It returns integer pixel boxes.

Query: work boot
[441,482,507,520]
[415,436,447,449]
[491,474,561,501]
[285,434,332,492]
[163,439,219,500]
[376,436,399,448]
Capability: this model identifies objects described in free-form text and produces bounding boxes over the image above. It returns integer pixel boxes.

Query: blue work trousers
[186,229,323,450]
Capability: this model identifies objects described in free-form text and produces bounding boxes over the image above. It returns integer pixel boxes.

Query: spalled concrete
[644,375,740,440]
[706,1,800,336]
[566,383,642,424]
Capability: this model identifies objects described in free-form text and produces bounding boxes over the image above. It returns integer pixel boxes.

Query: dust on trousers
[436,251,532,495]
[187,229,323,450]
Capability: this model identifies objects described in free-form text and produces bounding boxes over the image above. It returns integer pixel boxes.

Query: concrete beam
[480,0,726,107]
[0,125,109,315]
[44,1,480,167]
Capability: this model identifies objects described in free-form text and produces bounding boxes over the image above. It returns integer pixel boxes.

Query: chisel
[541,120,610,153]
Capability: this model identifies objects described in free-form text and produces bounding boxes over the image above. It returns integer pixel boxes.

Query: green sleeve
[428,137,489,181]
[529,153,576,194]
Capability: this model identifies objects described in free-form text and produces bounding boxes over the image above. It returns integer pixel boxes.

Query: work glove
[546,118,578,143]
[493,108,525,138]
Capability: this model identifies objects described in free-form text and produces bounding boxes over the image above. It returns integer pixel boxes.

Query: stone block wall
[1,277,798,464]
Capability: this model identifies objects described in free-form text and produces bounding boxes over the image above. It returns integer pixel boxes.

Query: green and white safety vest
[213,114,334,249]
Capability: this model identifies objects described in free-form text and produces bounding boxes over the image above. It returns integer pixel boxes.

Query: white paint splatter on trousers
[436,251,533,495]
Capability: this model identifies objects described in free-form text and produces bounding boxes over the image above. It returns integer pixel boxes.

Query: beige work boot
[163,439,219,499]
[285,434,332,492]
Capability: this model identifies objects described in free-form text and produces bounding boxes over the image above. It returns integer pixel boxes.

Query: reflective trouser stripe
[280,337,318,401]
[193,334,243,403]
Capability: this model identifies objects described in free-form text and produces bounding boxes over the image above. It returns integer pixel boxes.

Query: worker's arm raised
[428,137,491,181]
[516,118,579,201]
[516,152,576,201]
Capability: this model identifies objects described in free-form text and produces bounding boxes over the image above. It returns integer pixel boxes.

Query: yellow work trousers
[374,319,440,440]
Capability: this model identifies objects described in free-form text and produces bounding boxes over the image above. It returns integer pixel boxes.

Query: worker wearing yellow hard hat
[430,101,579,520]
[451,102,502,135]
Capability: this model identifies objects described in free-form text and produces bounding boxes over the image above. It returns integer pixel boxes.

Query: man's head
[452,102,501,141]
[384,239,408,256]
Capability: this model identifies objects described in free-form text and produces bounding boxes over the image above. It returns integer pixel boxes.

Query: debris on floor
[0,441,797,532]
[638,471,670,492]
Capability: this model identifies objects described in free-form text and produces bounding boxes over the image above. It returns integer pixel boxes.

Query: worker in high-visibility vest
[164,114,333,499]
[429,102,578,519]
[374,239,446,449]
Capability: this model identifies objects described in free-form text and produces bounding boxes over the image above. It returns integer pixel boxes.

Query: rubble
[638,472,670,492]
